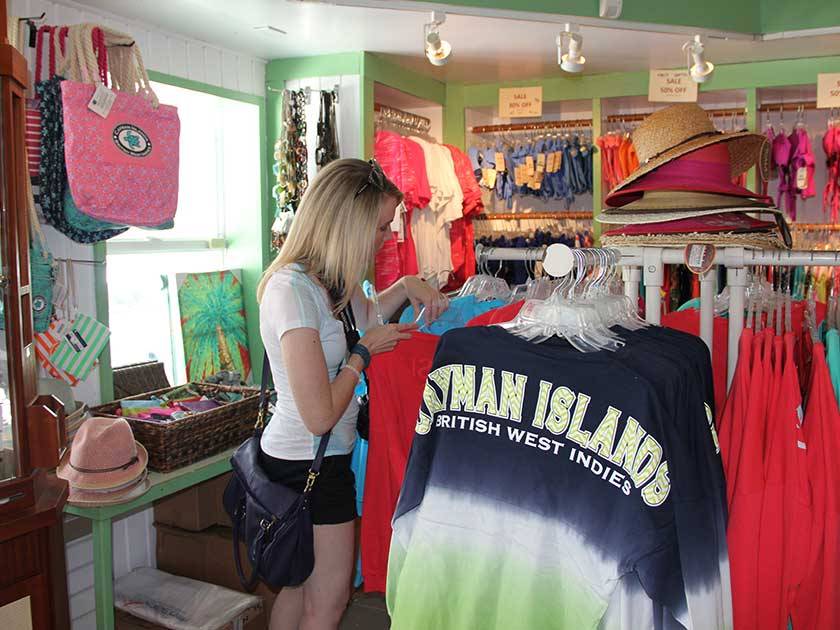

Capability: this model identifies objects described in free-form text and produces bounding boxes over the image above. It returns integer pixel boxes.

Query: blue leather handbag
[223,353,330,589]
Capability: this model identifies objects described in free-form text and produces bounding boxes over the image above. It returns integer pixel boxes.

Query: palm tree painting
[177,270,251,382]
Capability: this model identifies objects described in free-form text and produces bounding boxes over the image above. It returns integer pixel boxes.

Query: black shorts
[258,450,357,525]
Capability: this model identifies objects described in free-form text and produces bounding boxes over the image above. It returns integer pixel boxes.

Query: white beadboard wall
[7,3,267,629]
[9,0,266,96]
[66,509,156,630]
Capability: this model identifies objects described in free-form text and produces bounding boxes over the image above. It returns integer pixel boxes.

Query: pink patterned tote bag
[60,28,180,227]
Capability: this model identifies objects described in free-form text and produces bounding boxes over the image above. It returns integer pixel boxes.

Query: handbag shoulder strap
[255,352,272,430]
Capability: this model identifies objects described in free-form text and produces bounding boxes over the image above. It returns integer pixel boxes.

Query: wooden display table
[65,449,235,630]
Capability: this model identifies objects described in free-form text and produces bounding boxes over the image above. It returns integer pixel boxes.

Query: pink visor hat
[605,143,773,208]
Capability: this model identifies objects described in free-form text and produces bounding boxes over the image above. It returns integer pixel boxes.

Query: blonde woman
[256,159,447,630]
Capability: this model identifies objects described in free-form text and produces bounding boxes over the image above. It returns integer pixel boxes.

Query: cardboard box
[154,472,232,532]
[155,523,279,618]
[115,605,264,630]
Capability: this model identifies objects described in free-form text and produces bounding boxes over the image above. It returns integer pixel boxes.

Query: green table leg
[92,518,114,630]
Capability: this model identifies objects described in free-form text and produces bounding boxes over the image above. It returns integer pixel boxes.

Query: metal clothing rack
[267,85,339,105]
[757,100,817,113]
[374,103,432,135]
[791,223,840,231]
[475,211,593,221]
[470,119,592,134]
[476,243,840,389]
[604,106,747,125]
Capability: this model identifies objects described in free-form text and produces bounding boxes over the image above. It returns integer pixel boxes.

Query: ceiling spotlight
[599,0,623,19]
[557,23,585,73]
[424,11,452,67]
[683,35,715,83]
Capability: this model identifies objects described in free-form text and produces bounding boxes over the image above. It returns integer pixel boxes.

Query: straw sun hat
[597,191,774,224]
[605,103,769,204]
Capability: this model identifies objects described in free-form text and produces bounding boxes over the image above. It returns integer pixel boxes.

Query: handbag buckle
[304,471,319,493]
[255,407,267,430]
[260,517,274,531]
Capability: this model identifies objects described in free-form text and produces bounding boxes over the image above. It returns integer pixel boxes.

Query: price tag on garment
[495,152,506,172]
[484,168,497,189]
[648,70,698,103]
[499,86,543,118]
[525,155,535,177]
[87,83,116,118]
[796,167,809,190]
[552,151,563,173]
[536,153,546,173]
[817,73,840,109]
[683,244,716,275]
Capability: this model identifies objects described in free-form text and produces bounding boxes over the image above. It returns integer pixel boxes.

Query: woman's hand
[403,276,450,322]
[360,322,417,355]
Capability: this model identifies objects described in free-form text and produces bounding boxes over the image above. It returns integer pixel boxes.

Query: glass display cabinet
[0,2,70,628]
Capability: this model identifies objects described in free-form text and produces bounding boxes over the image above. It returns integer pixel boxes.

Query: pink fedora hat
[605,143,772,208]
[57,417,148,491]
[66,471,151,506]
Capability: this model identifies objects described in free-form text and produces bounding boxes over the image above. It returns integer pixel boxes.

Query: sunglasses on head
[355,159,387,198]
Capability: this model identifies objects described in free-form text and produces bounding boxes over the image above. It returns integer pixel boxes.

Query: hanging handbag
[27,161,56,333]
[61,25,180,228]
[224,353,331,590]
[37,26,131,242]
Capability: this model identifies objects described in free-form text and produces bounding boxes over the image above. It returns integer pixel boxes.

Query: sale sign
[817,73,840,109]
[648,70,698,103]
[499,87,543,118]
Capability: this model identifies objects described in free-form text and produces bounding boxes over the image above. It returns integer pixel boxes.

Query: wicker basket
[90,383,261,473]
[112,361,171,399]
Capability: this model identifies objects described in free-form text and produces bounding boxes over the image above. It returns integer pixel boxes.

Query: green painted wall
[458,54,840,107]
[265,53,363,85]
[425,1,760,33]
[93,242,113,402]
[760,0,840,34]
[363,53,447,104]
[407,1,840,35]
[443,82,467,148]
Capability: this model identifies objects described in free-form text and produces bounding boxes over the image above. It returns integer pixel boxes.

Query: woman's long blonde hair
[257,159,402,311]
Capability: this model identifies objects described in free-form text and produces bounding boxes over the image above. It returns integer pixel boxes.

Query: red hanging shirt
[361,332,439,592]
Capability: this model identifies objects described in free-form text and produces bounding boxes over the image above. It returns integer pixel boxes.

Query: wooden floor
[339,591,390,629]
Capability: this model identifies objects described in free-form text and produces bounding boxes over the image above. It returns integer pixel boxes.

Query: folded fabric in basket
[178,399,221,413]
[120,400,164,417]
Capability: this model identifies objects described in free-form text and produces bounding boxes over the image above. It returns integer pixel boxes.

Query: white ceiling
[72,0,840,83]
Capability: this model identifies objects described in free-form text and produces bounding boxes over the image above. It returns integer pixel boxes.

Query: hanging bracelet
[343,363,361,382]
[350,343,371,369]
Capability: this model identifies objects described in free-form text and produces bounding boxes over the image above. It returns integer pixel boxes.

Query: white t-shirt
[259,264,360,460]
[409,137,464,287]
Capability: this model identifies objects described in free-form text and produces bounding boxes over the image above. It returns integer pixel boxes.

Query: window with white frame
[106,81,261,385]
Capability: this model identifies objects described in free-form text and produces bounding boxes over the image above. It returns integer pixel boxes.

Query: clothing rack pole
[604,106,747,125]
[470,118,593,134]
[374,103,431,125]
[757,100,818,113]
[476,244,840,389]
[475,211,593,221]
[791,223,840,231]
